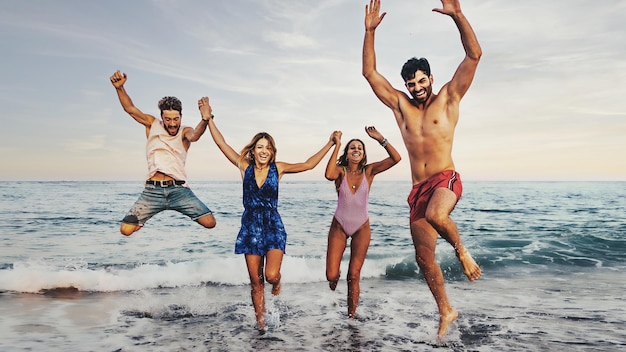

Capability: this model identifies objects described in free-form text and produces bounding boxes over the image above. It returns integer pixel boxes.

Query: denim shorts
[121,184,212,226]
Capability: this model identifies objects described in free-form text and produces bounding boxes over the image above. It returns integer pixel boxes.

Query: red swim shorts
[407,170,462,223]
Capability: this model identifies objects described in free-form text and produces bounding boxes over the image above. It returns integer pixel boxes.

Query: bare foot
[457,245,481,281]
[271,282,281,296]
[329,279,338,291]
[437,309,458,338]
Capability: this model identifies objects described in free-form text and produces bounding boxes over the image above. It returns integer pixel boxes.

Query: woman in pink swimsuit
[324,126,401,318]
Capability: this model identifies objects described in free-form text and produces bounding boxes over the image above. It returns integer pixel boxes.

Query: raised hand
[365,0,386,31]
[365,126,383,142]
[432,0,462,16]
[110,70,127,88]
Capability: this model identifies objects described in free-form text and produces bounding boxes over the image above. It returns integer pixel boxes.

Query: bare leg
[265,249,284,296]
[425,188,481,281]
[326,218,347,291]
[438,309,459,339]
[196,213,217,229]
[411,219,458,338]
[244,254,266,329]
[120,222,141,236]
[346,221,371,318]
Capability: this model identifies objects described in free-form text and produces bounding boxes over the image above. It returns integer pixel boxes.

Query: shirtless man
[110,70,216,236]
[362,0,482,337]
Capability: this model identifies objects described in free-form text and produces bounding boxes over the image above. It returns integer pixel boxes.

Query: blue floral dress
[235,163,287,256]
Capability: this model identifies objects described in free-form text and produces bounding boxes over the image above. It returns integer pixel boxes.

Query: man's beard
[412,87,431,103]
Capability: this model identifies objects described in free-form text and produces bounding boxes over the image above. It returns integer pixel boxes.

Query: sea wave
[2,230,624,294]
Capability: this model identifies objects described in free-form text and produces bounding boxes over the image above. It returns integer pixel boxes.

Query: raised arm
[110,70,155,128]
[364,126,401,176]
[362,0,401,111]
[183,108,210,143]
[278,131,339,176]
[324,131,343,181]
[199,97,244,169]
[434,0,482,101]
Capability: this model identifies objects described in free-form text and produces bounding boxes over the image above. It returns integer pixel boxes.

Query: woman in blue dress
[199,97,339,330]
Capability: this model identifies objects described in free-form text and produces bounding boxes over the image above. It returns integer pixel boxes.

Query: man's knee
[120,215,140,236]
[120,223,140,236]
[415,245,436,268]
[197,214,216,229]
[424,210,448,229]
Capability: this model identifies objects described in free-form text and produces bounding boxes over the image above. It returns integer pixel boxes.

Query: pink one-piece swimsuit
[333,173,369,236]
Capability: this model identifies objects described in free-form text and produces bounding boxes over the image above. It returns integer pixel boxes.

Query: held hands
[365,0,386,31]
[433,0,462,17]
[198,97,213,120]
[110,70,127,88]
[331,130,342,145]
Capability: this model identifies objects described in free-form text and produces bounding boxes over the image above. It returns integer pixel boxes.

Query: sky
[1,0,625,182]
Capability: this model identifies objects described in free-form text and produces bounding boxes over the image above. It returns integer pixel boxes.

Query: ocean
[0,180,624,351]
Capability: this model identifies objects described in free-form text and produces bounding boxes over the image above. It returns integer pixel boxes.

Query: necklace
[348,168,361,188]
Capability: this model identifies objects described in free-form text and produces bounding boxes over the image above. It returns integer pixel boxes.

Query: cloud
[1,0,625,181]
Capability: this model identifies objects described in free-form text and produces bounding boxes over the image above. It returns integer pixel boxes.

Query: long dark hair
[337,138,367,170]
[238,132,277,167]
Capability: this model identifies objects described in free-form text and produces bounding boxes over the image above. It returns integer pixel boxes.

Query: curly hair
[401,57,431,81]
[238,132,277,167]
[158,96,182,115]
[337,139,367,171]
